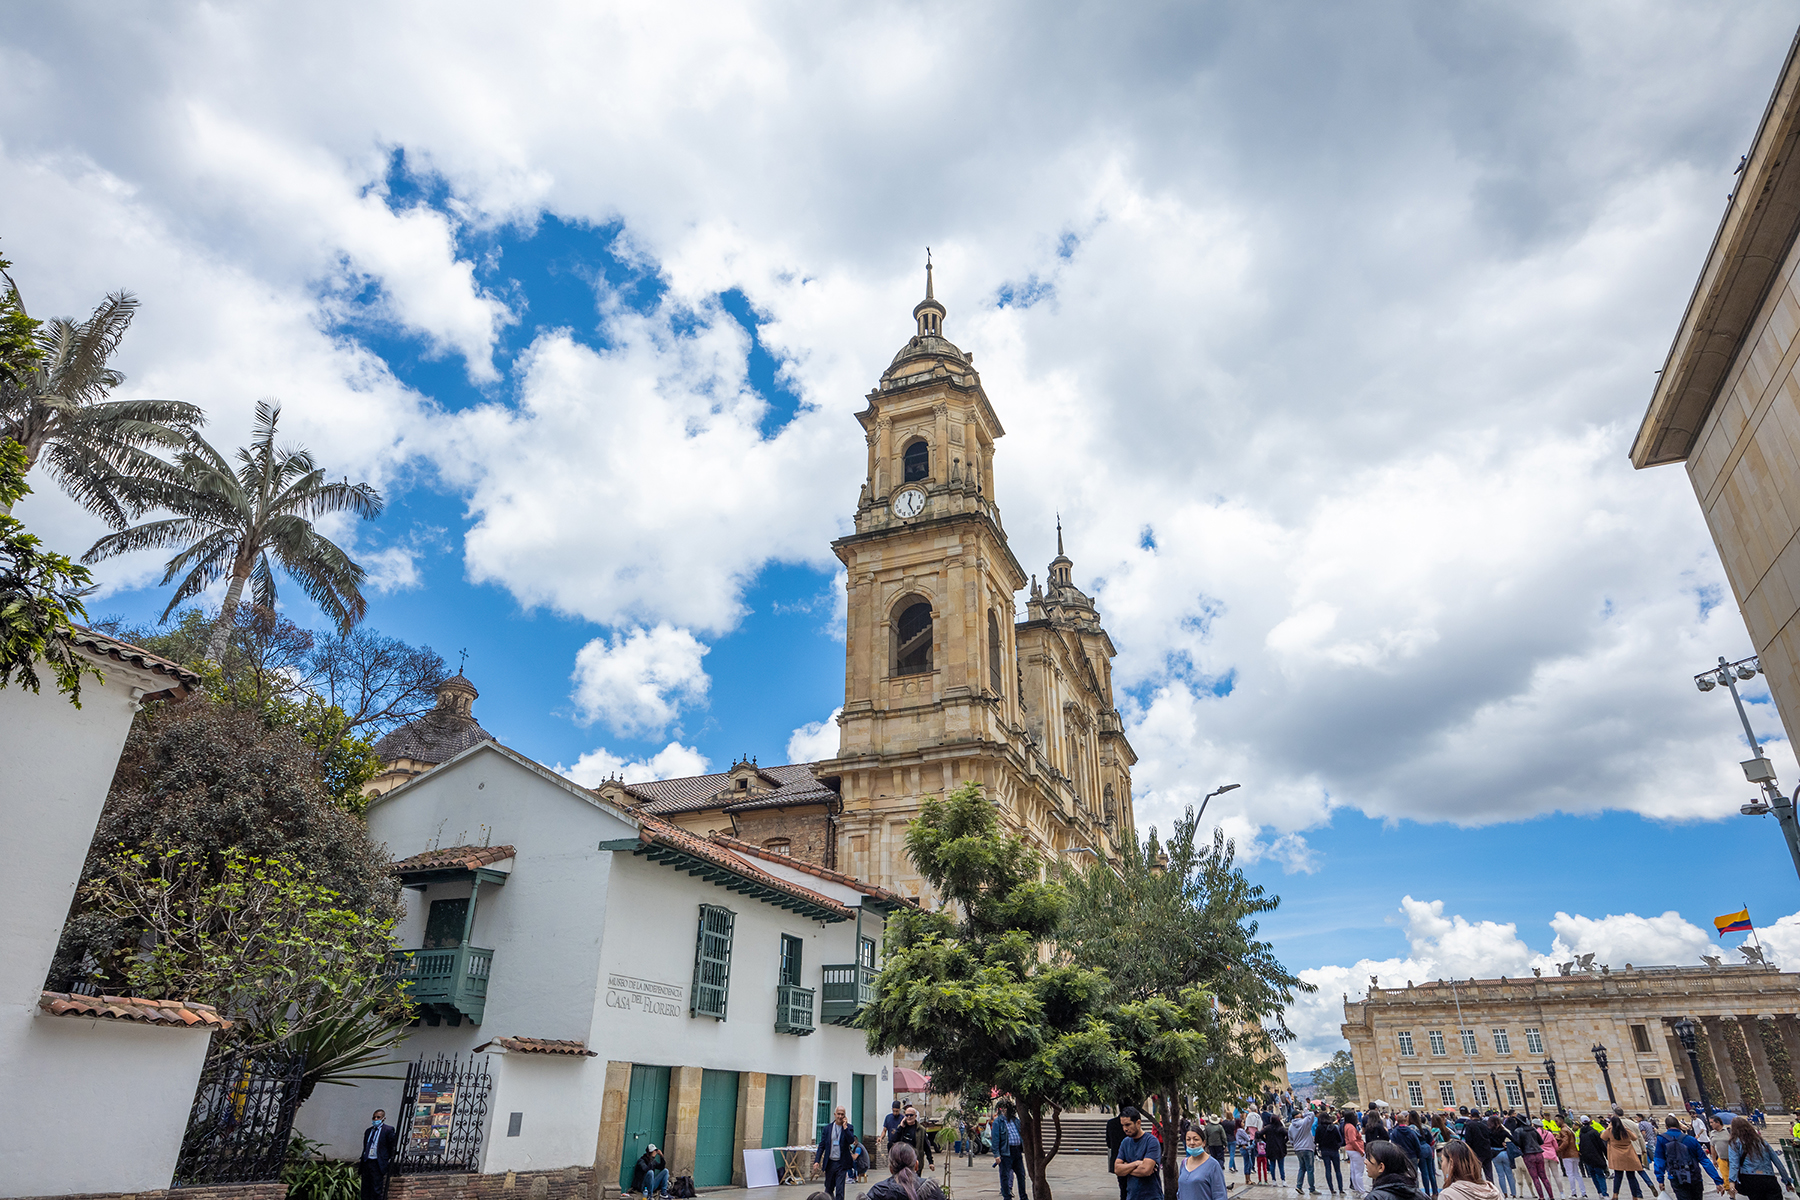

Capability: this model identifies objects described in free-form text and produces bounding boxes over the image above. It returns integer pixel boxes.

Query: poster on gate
[408,1081,459,1156]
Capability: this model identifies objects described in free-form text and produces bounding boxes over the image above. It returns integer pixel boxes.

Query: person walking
[1345,1112,1369,1196]
[1552,1120,1585,1199]
[1318,1104,1346,1196]
[885,1101,906,1160]
[1576,1118,1609,1198]
[1266,1110,1291,1187]
[867,1143,946,1200]
[817,1106,860,1200]
[1236,1124,1254,1179]
[994,1102,1030,1200]
[894,1107,935,1168]
[1512,1120,1553,1200]
[1222,1113,1241,1175]
[1181,1123,1230,1200]
[358,1108,398,1200]
[1602,1116,1645,1200]
[1727,1114,1796,1200]
[1489,1117,1517,1200]
[1114,1107,1165,1200]
[1365,1142,1429,1200]
[1293,1108,1320,1195]
[1206,1116,1228,1177]
[1708,1116,1731,1180]
[1463,1112,1496,1185]
[1651,1114,1722,1200]
[1440,1141,1503,1200]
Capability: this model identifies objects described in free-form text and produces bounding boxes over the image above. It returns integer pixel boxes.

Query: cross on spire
[458,647,468,675]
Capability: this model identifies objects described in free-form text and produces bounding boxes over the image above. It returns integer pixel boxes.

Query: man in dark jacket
[892,1107,936,1167]
[635,1145,671,1197]
[817,1106,860,1200]
[1462,1113,1496,1180]
[359,1109,399,1200]
[1264,1117,1290,1185]
[1577,1118,1610,1197]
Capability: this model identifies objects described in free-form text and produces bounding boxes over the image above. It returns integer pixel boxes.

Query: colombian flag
[1715,909,1754,938]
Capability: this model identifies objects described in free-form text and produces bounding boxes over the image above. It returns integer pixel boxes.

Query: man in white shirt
[360,1108,398,1200]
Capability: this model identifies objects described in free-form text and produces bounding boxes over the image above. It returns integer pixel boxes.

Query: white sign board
[743,1148,781,1188]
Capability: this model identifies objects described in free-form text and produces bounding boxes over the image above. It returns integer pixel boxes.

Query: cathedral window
[988,610,1004,695]
[894,599,933,675]
[903,439,929,483]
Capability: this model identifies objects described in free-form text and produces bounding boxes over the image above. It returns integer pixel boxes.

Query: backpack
[670,1176,696,1198]
[1662,1134,1698,1187]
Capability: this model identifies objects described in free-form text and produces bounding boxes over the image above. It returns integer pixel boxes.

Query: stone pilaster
[1738,1015,1783,1110]
[666,1066,705,1176]
[594,1061,634,1198]
[792,1075,818,1145]
[735,1072,764,1185]
[1702,1017,1745,1108]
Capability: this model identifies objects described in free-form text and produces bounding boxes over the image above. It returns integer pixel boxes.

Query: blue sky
[9,2,1800,1066]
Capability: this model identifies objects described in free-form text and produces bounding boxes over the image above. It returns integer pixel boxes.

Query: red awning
[894,1068,932,1092]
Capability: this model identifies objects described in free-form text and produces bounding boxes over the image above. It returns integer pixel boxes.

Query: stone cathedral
[407,267,1141,901]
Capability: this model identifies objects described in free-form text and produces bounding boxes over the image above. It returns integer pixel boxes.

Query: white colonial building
[301,739,901,1190]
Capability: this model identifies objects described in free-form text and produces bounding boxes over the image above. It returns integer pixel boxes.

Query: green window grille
[691,904,736,1020]
[780,934,803,986]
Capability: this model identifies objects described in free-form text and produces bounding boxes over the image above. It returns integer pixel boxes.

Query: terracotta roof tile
[475,1036,597,1056]
[622,762,835,816]
[391,845,516,874]
[40,990,230,1029]
[710,835,915,910]
[372,709,496,765]
[623,814,854,919]
[67,627,202,700]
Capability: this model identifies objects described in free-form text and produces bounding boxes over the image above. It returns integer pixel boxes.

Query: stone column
[934,404,950,484]
[1702,1017,1745,1108]
[667,1066,705,1176]
[792,1075,818,1146]
[875,417,891,499]
[595,1061,634,1198]
[736,1072,765,1185]
[1737,1015,1783,1110]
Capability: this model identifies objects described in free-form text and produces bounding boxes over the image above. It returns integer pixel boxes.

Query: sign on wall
[607,973,686,1017]
[409,1081,458,1156]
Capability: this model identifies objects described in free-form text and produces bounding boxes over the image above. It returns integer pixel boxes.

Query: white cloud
[787,708,842,763]
[569,624,711,737]
[558,741,711,788]
[1284,896,1800,1071]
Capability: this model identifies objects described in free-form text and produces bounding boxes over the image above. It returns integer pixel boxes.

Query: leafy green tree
[0,437,102,703]
[85,400,382,663]
[0,285,202,525]
[81,845,412,1101]
[0,239,43,387]
[1060,805,1310,1180]
[862,782,1134,1200]
[49,692,398,990]
[1312,1049,1359,1106]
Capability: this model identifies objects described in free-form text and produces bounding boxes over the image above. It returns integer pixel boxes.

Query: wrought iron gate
[393,1052,494,1174]
[172,1045,305,1186]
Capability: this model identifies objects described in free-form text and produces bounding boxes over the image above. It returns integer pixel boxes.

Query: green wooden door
[763,1075,793,1149]
[815,1080,836,1139]
[851,1074,868,1141]
[695,1069,740,1187]
[620,1064,672,1190]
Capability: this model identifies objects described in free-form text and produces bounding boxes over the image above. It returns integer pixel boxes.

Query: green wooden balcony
[775,983,816,1035]
[387,943,493,1026]
[820,964,877,1026]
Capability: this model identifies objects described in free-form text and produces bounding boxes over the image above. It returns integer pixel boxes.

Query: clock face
[893,487,926,519]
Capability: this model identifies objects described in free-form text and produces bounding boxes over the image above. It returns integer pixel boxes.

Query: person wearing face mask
[1181,1123,1229,1200]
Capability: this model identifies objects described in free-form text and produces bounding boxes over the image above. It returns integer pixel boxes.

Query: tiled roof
[40,991,230,1029]
[475,1036,597,1056]
[618,813,854,920]
[372,708,496,765]
[623,762,836,816]
[391,845,515,874]
[67,627,201,700]
[710,835,915,910]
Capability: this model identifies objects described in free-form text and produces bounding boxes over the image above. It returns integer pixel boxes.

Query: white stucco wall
[299,743,894,1176]
[0,1011,212,1197]
[0,656,161,1008]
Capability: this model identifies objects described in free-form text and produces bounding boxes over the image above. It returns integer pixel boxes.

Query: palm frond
[84,516,218,563]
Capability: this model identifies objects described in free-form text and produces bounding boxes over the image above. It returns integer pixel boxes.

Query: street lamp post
[1695,655,1800,882]
[1593,1044,1616,1106]
[1197,783,1241,824]
[1517,1066,1531,1119]
[1545,1056,1563,1117]
[1674,1018,1717,1128]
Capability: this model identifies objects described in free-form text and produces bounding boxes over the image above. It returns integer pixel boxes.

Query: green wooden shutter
[691,903,735,1019]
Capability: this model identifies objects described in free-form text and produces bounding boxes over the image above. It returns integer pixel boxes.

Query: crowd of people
[1142,1101,1797,1200]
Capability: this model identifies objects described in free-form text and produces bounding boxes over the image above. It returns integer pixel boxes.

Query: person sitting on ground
[868,1142,946,1200]
[1367,1141,1429,1200]
[636,1144,670,1198]
[1439,1140,1503,1200]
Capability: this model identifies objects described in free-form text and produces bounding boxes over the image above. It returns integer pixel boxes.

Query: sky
[6,2,1800,1070]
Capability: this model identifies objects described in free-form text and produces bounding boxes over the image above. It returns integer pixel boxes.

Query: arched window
[988,610,1004,695]
[903,439,929,483]
[894,599,933,675]
[763,838,792,856]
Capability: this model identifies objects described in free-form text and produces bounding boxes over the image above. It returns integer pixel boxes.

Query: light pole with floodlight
[1673,1018,1717,1127]
[1695,654,1800,882]
[1198,783,1240,823]
[1593,1044,1616,1105]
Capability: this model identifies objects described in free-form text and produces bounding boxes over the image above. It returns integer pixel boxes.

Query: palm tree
[86,401,383,662]
[0,288,203,524]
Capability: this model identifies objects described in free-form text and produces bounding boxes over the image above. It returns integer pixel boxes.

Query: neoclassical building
[1343,965,1800,1115]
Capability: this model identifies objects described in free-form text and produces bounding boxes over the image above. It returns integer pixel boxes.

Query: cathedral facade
[369,269,1139,902]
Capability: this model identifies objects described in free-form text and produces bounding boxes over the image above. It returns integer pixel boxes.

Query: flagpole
[1746,904,1766,957]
